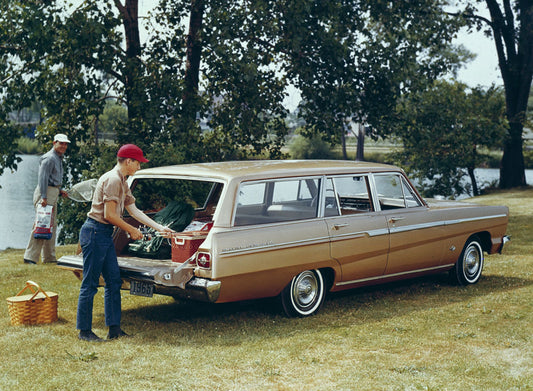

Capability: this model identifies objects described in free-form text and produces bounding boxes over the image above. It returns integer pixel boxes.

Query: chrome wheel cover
[463,242,483,282]
[290,270,323,315]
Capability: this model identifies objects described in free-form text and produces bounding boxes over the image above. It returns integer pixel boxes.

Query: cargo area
[112,176,223,262]
[58,175,225,301]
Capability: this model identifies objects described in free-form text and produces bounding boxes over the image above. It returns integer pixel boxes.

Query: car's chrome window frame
[401,176,423,208]
[322,176,340,217]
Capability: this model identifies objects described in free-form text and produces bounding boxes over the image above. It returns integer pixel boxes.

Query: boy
[76,144,174,342]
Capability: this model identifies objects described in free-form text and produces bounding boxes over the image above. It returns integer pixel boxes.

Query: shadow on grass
[122,271,532,335]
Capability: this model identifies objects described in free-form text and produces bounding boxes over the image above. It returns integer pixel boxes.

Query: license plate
[130,280,154,297]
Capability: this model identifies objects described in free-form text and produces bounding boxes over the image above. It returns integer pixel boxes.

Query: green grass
[1,189,532,390]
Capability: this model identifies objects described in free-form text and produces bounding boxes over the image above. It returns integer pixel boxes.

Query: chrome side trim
[389,221,445,234]
[329,228,389,241]
[388,214,507,234]
[335,263,455,287]
[220,236,331,256]
[445,214,508,226]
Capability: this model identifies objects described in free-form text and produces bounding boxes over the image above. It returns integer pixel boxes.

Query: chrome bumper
[498,235,511,254]
[156,277,221,302]
[57,254,221,303]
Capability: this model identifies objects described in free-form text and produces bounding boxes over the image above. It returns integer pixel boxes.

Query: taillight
[196,252,211,268]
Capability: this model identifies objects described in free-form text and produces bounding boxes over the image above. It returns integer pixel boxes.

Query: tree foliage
[0,0,294,242]
[0,0,488,242]
[393,81,507,198]
[288,130,335,160]
[277,0,470,145]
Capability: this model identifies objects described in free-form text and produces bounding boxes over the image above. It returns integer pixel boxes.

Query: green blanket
[128,200,195,259]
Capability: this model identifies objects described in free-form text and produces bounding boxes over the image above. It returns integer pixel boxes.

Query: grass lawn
[0,189,532,390]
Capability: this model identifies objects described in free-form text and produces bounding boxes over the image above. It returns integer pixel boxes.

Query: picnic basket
[6,280,58,326]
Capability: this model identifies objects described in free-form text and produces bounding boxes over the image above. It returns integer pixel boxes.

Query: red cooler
[171,231,208,263]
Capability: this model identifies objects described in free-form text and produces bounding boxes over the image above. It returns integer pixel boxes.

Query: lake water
[1,155,532,251]
[0,155,40,251]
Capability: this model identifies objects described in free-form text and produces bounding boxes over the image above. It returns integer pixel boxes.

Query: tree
[455,0,533,188]
[180,0,290,160]
[1,0,502,241]
[394,81,507,198]
[0,0,293,242]
[0,0,53,177]
[277,1,470,150]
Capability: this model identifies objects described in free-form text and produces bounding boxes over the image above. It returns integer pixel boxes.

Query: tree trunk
[341,127,348,160]
[183,0,205,121]
[500,122,526,188]
[115,0,143,123]
[467,166,479,196]
[355,123,365,161]
[484,0,533,188]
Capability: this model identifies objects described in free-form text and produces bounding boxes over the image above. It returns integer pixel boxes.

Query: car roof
[134,160,403,182]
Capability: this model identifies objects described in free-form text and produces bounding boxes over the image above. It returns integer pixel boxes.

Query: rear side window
[236,182,266,206]
[234,178,320,226]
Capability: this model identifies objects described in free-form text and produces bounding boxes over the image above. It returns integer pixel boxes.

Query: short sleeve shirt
[87,164,135,224]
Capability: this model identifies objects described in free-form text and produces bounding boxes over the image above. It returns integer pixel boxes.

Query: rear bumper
[57,254,221,303]
[498,235,511,254]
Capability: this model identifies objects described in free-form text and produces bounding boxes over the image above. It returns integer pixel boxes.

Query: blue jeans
[76,218,122,331]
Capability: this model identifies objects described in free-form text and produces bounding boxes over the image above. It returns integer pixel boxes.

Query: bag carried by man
[33,204,54,240]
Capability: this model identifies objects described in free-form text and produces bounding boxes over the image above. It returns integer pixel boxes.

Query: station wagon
[58,160,509,317]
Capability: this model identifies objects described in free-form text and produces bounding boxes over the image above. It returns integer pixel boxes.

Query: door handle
[389,217,405,223]
[332,223,349,230]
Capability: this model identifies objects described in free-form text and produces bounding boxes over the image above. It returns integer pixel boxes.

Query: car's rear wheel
[281,269,325,317]
[451,236,484,285]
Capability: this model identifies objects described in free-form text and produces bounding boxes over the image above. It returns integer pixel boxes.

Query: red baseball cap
[117,144,149,163]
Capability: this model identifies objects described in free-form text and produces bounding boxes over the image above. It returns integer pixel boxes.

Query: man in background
[23,133,70,264]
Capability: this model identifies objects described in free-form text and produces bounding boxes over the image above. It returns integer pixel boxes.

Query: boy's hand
[128,227,143,241]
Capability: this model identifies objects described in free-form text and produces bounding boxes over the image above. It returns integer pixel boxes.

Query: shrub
[288,134,334,159]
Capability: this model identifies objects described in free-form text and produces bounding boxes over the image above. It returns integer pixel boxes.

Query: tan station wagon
[58,160,509,317]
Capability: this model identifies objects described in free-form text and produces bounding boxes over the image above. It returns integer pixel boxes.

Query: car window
[234,178,320,226]
[237,182,266,206]
[374,174,422,210]
[402,178,422,207]
[131,178,218,212]
[332,175,373,215]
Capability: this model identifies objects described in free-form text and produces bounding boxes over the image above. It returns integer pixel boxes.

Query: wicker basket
[6,281,58,326]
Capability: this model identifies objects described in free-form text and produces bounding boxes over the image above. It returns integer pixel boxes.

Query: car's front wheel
[451,236,484,285]
[281,269,325,317]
